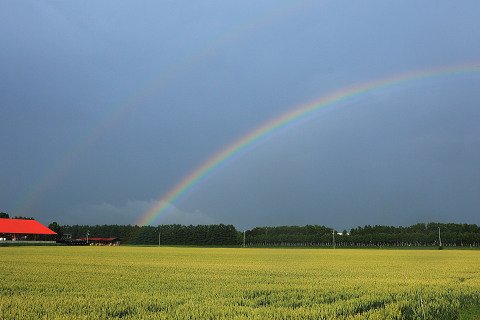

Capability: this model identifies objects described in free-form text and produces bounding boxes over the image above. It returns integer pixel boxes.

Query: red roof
[0,218,57,235]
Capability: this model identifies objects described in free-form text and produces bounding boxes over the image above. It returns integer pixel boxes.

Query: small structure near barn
[0,218,57,242]
[58,237,120,246]
[79,237,120,246]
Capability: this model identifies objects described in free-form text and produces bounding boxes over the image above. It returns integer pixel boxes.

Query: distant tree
[0,212,9,218]
[51,222,480,247]
[48,222,63,238]
[13,216,34,220]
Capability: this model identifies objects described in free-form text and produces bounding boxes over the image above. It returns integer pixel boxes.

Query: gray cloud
[63,200,215,226]
[1,1,479,229]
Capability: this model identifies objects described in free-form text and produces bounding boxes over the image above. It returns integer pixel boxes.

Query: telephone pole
[158,229,161,246]
[332,229,336,249]
[243,230,246,248]
[438,227,442,247]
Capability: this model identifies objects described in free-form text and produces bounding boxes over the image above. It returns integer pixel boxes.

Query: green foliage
[458,304,480,320]
[245,223,480,247]
[0,212,35,220]
[246,225,333,245]
[347,223,480,247]
[56,222,480,247]
[60,224,238,245]
[12,216,34,220]
[48,222,62,238]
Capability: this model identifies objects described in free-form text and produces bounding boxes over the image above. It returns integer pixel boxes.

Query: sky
[1,1,479,230]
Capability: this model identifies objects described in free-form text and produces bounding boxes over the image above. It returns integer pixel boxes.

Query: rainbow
[139,62,480,226]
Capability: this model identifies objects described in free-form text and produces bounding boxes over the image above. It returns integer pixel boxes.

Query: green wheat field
[1,246,479,319]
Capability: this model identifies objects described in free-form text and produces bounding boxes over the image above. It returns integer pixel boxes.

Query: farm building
[79,237,120,246]
[57,237,120,246]
[0,218,57,241]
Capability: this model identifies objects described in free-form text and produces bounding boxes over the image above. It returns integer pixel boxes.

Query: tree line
[246,223,480,247]
[0,212,34,220]
[48,222,480,247]
[346,223,480,247]
[55,224,239,245]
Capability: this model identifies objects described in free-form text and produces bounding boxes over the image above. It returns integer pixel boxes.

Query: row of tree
[50,222,480,247]
[0,212,34,220]
[56,224,239,245]
[345,223,480,247]
[246,223,480,247]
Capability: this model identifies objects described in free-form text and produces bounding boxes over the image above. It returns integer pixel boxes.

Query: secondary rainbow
[138,62,480,226]
[14,2,304,215]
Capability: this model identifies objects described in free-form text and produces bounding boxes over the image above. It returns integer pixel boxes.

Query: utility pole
[86,230,90,245]
[243,230,246,248]
[158,229,161,246]
[332,229,336,249]
[265,228,268,246]
[438,227,442,247]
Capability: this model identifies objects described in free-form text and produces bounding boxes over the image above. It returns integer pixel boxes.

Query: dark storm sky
[1,1,479,230]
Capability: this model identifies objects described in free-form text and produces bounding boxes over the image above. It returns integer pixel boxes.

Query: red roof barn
[0,218,56,240]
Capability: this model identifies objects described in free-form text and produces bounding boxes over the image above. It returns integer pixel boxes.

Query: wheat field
[1,246,479,319]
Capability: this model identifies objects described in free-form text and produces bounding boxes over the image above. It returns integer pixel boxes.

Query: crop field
[1,247,479,319]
